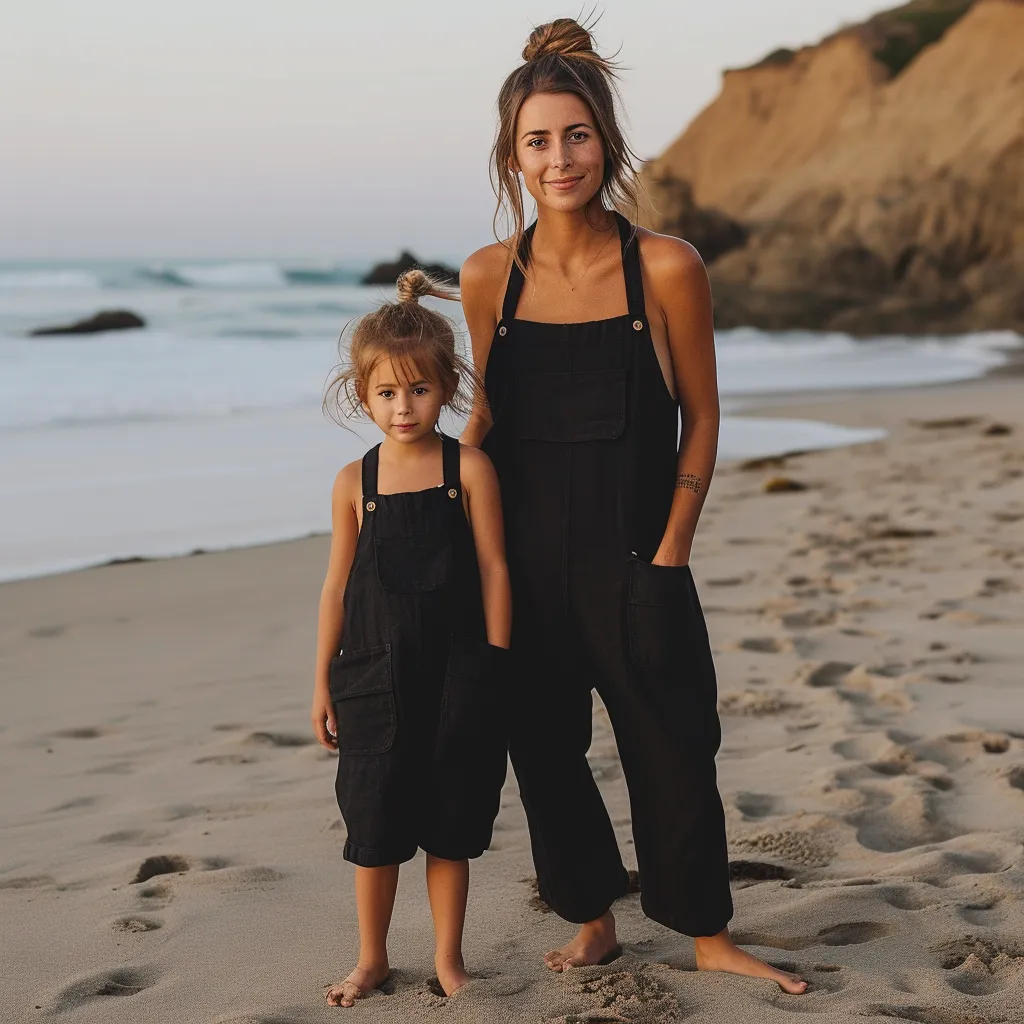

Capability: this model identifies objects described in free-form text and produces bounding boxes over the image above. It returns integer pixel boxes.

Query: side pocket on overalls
[628,559,696,672]
[329,645,396,755]
[627,559,720,748]
[440,638,508,749]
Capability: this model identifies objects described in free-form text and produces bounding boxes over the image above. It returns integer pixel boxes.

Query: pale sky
[1,1,891,261]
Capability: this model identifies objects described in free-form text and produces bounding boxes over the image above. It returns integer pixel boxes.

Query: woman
[460,18,806,994]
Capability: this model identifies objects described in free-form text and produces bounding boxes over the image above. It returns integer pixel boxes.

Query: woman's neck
[531,200,616,257]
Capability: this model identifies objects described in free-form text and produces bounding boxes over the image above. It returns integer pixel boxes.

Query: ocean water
[1,261,1019,581]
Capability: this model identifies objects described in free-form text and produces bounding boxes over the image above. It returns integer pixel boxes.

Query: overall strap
[616,212,647,327]
[361,443,381,500]
[499,222,537,325]
[440,434,461,498]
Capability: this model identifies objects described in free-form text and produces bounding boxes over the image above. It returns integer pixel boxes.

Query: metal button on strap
[365,500,376,512]
[498,325,507,336]
[448,488,458,499]
[633,319,644,331]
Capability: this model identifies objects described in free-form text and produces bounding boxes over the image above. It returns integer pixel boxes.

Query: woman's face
[513,91,606,214]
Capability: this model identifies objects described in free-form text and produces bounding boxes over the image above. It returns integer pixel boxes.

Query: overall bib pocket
[374,534,452,593]
[627,558,697,673]
[440,637,508,746]
[329,645,396,755]
[515,369,626,443]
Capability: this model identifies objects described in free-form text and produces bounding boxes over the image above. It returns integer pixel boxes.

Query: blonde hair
[324,269,484,425]
[492,17,642,271]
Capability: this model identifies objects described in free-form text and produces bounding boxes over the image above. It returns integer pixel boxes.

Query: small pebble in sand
[764,476,808,494]
[983,422,1013,436]
[982,733,1010,754]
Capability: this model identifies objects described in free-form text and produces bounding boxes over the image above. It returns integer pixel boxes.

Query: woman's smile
[545,175,585,190]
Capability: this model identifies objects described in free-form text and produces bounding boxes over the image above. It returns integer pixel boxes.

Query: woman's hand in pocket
[651,542,690,568]
[311,684,337,750]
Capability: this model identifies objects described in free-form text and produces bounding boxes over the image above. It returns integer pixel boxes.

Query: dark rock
[361,251,459,287]
[642,174,748,265]
[31,310,145,336]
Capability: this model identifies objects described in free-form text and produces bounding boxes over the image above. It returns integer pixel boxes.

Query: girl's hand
[311,686,337,750]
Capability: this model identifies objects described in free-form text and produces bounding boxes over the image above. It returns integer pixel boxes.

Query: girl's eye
[412,386,428,396]
[378,390,393,399]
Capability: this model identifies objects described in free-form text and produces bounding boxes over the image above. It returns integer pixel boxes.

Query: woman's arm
[461,446,512,648]
[459,243,509,448]
[644,233,720,567]
[311,461,361,749]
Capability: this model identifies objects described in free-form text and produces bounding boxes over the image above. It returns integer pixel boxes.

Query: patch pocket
[329,645,395,755]
[374,534,452,593]
[440,638,507,745]
[515,369,626,443]
[627,559,697,673]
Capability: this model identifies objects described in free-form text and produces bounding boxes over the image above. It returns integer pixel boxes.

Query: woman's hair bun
[522,18,596,62]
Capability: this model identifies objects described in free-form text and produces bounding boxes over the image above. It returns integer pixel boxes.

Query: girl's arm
[459,244,509,448]
[311,462,361,749]
[643,233,720,567]
[460,446,512,648]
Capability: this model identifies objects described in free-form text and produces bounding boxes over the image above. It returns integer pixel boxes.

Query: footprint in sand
[728,860,793,883]
[52,726,107,739]
[49,966,161,1014]
[112,916,162,933]
[28,624,67,638]
[802,661,854,688]
[865,1004,997,1024]
[734,792,777,819]
[734,921,890,951]
[737,636,791,653]
[242,731,313,748]
[194,753,258,765]
[0,874,56,890]
[132,854,189,883]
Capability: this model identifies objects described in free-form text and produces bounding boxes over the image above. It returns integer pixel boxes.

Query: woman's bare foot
[435,951,471,996]
[695,930,807,994]
[544,911,621,971]
[325,960,390,1007]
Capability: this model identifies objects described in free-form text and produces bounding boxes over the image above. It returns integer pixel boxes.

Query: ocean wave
[131,262,362,290]
[0,269,102,290]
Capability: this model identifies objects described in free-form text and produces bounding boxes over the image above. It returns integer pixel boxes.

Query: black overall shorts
[330,435,507,867]
[482,213,734,936]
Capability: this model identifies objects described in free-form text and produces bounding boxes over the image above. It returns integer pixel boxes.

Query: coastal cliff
[642,0,1024,334]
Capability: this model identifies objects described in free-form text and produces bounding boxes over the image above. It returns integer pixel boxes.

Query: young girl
[311,270,511,1007]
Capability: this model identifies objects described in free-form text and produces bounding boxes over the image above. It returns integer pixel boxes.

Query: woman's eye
[527,138,545,148]
[569,131,588,143]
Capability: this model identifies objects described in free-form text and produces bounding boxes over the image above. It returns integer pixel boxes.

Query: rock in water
[361,251,459,286]
[31,310,146,336]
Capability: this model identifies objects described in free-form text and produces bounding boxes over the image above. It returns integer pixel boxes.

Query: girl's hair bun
[395,268,458,304]
[522,18,596,62]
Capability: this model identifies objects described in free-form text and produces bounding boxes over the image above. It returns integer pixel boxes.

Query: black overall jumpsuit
[329,435,507,867]
[482,213,734,936]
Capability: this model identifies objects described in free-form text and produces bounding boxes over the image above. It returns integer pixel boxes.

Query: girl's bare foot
[544,911,621,971]
[695,930,807,994]
[435,951,471,996]
[325,961,390,1007]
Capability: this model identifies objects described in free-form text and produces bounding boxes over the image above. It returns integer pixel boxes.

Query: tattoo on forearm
[676,473,702,494]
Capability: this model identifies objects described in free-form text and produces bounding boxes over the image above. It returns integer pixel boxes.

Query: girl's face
[513,91,606,214]
[362,355,447,445]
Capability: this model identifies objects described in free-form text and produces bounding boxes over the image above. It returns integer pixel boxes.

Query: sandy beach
[2,375,1023,1024]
